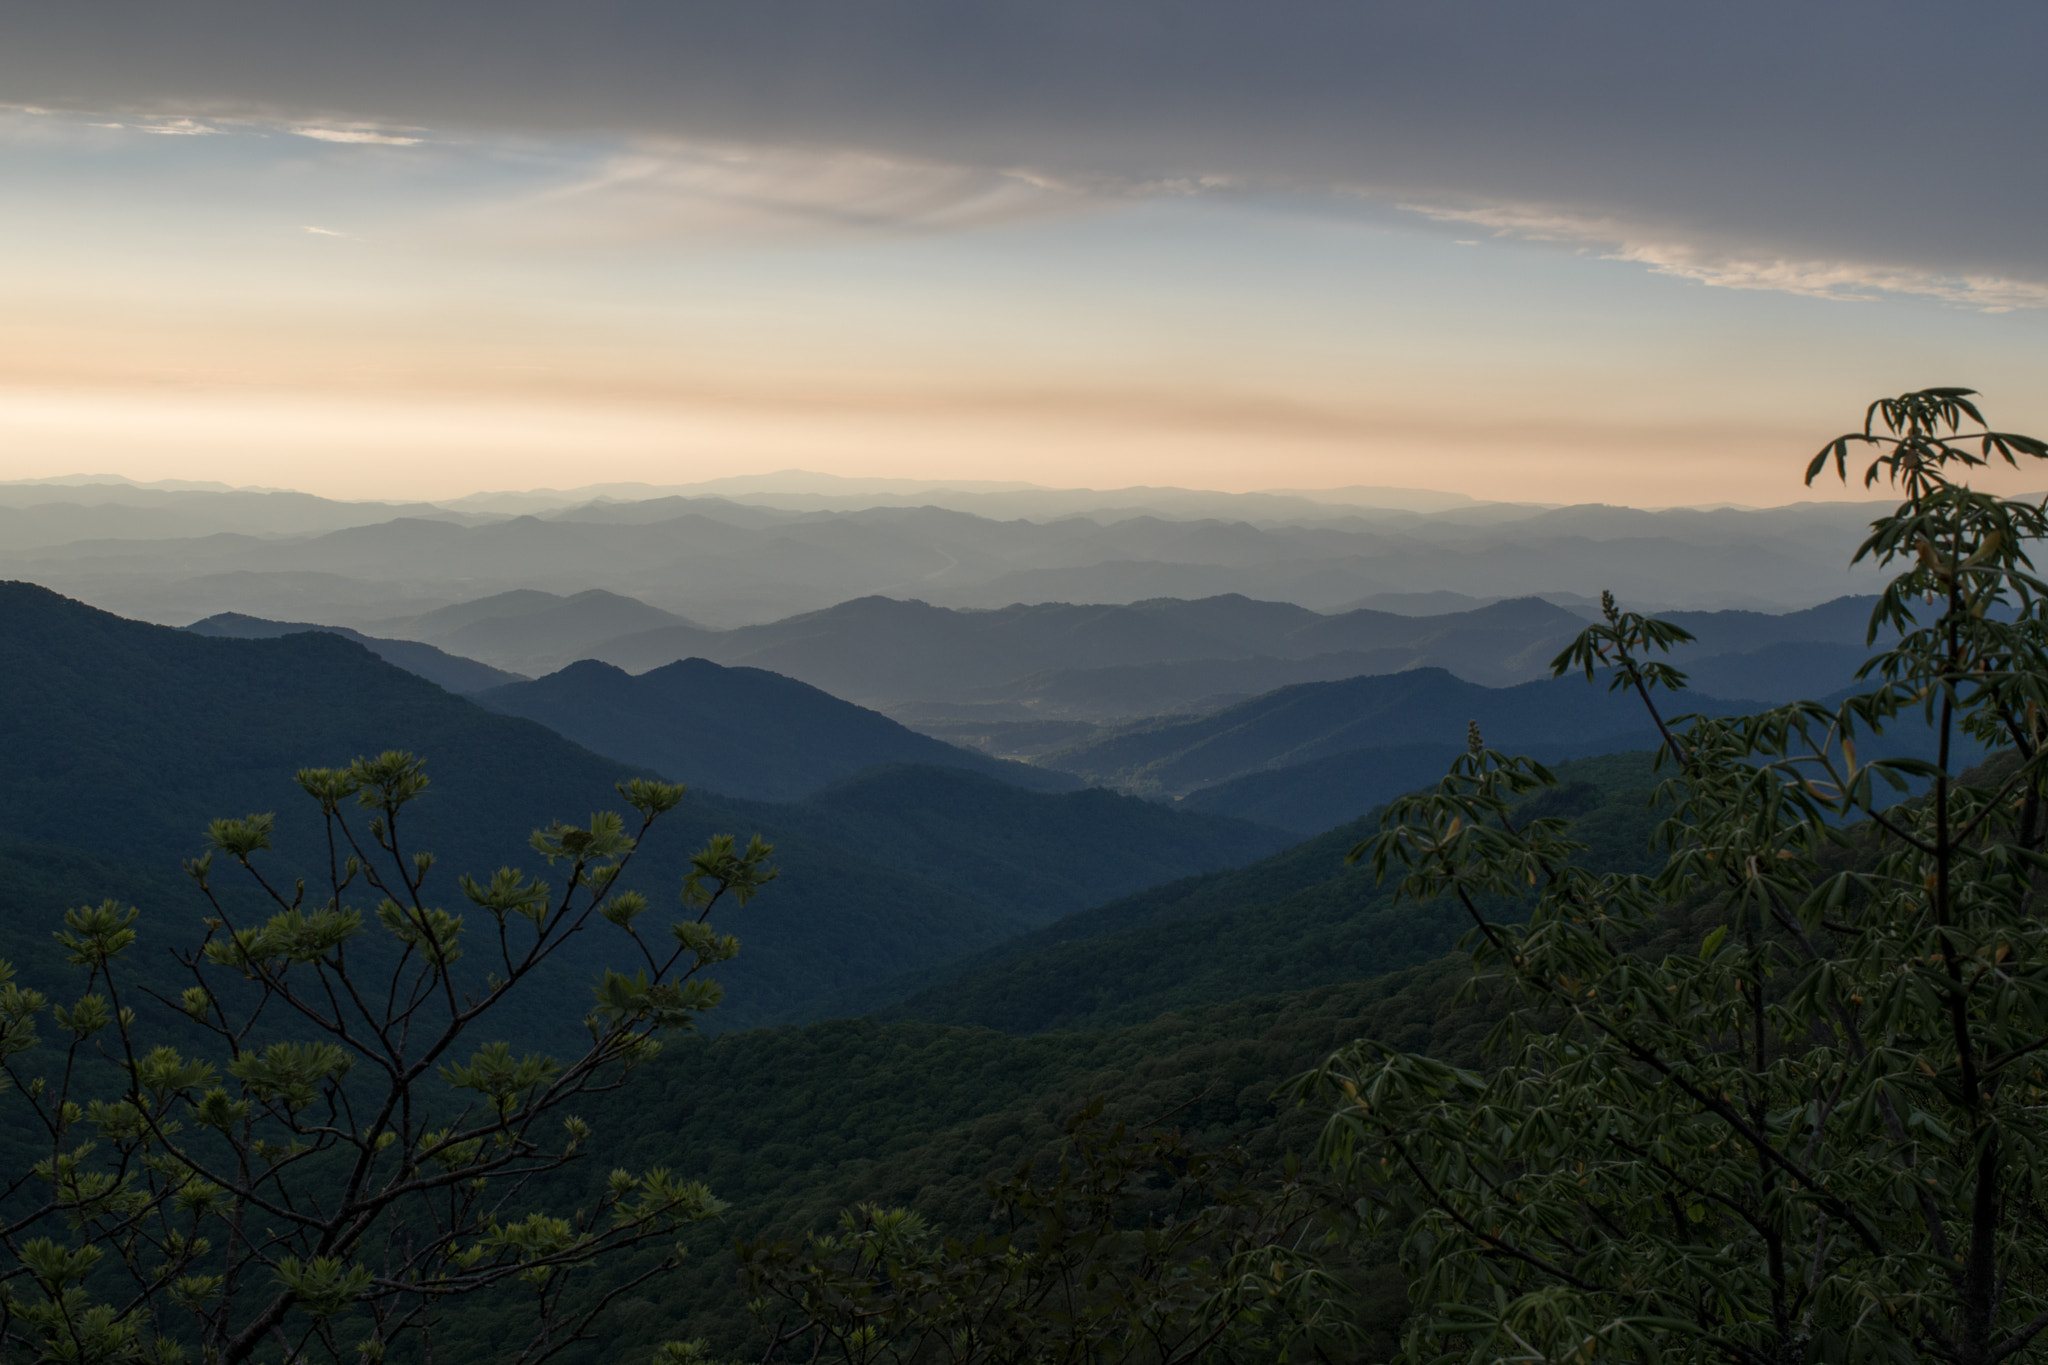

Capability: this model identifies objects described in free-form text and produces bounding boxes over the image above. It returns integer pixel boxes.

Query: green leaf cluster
[0,752,774,1365]
[1303,389,2048,1365]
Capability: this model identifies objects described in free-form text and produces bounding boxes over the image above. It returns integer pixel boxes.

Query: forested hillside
[0,575,1686,1354]
[428,746,1693,1361]
[740,765,1286,930]
[0,582,1282,1034]
[855,751,1663,1031]
[443,961,1495,1362]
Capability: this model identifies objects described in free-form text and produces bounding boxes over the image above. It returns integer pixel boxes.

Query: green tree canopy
[1306,388,2048,1365]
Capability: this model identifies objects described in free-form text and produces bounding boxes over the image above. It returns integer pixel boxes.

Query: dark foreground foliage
[1305,389,2048,1365]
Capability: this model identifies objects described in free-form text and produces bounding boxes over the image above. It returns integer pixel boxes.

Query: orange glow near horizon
[0,385,1847,507]
[4,112,2047,509]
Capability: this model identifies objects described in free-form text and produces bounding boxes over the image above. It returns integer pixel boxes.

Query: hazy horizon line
[0,468,1911,518]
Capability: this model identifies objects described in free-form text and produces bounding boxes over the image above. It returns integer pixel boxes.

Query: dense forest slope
[447,963,1490,1363]
[738,765,1286,929]
[847,752,1663,1032]
[434,746,1717,1360]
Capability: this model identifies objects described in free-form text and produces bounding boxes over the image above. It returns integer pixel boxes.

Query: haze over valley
[2,459,1919,850]
[5,462,1912,857]
[5,5,2046,1359]
[2,473,1892,631]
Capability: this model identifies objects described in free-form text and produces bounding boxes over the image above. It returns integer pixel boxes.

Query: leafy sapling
[1304,389,2048,1365]
[0,751,775,1365]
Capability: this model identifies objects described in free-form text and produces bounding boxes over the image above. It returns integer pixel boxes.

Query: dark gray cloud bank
[5,2,2044,294]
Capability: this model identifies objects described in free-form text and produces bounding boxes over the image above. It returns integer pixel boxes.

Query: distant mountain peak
[1462,595,1590,625]
[178,607,525,694]
[801,595,950,621]
[474,651,1082,802]
[551,657,631,680]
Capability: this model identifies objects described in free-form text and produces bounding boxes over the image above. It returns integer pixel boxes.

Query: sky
[2,1,2046,508]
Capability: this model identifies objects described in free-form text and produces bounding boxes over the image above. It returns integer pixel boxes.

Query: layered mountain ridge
[0,582,1284,1035]
[2,479,1894,630]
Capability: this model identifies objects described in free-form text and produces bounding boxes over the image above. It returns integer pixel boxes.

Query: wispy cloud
[462,140,1099,245]
[1398,199,2048,312]
[3,4,2043,309]
[136,117,220,136]
[292,126,421,146]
